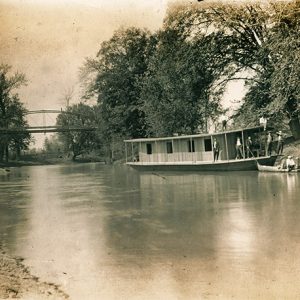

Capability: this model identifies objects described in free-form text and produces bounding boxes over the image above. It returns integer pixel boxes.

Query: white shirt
[286,158,295,166]
[220,115,228,122]
[259,117,267,125]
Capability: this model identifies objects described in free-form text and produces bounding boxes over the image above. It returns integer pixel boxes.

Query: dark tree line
[166,0,299,137]
[0,64,31,162]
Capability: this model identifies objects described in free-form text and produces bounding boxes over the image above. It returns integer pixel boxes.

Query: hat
[288,155,292,159]
[278,131,282,134]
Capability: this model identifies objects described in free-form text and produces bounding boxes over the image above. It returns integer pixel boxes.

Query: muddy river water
[1,163,300,299]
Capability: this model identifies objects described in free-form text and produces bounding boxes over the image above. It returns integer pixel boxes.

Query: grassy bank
[282,139,300,158]
[0,156,106,168]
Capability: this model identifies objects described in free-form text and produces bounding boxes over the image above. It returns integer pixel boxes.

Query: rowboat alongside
[124,126,278,172]
[257,162,300,173]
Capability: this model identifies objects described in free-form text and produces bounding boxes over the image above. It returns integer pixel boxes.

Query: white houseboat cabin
[124,126,278,171]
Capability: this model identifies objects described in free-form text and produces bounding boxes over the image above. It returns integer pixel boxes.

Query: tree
[43,135,63,154]
[166,1,299,138]
[59,86,74,109]
[268,21,300,137]
[0,64,30,162]
[80,27,156,139]
[56,103,100,160]
[140,18,224,136]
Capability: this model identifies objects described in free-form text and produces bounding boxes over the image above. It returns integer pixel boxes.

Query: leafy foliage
[140,22,224,136]
[80,0,299,160]
[81,27,156,139]
[168,1,299,137]
[56,103,100,160]
[0,64,30,161]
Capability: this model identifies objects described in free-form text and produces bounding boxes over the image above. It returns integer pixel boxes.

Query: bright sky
[0,0,244,148]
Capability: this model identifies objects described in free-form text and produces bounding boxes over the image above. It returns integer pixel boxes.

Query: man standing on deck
[276,131,284,154]
[213,138,220,162]
[246,136,253,158]
[236,137,243,159]
[220,115,228,131]
[266,131,273,156]
[259,114,268,131]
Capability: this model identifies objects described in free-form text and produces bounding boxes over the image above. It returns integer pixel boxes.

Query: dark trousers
[236,145,243,159]
[213,149,219,161]
[222,120,227,130]
[266,142,272,156]
[246,147,253,158]
[277,141,284,154]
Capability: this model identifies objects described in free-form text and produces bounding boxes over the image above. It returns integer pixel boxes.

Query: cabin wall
[128,128,266,163]
[195,138,212,161]
[137,137,222,163]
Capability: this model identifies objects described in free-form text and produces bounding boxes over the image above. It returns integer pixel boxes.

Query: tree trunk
[289,116,300,140]
[286,97,300,140]
[0,145,3,162]
[5,145,9,162]
[16,145,21,160]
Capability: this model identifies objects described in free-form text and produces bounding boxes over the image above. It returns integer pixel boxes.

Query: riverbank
[0,245,69,299]
[282,139,300,158]
[0,157,106,168]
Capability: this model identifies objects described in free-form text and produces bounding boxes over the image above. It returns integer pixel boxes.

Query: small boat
[124,126,278,172]
[257,162,300,173]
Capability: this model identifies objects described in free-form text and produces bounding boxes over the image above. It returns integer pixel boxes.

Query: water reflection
[1,165,300,299]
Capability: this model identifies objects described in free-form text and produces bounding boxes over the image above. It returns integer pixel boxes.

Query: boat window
[146,143,152,155]
[204,138,212,151]
[188,140,195,152]
[166,141,173,154]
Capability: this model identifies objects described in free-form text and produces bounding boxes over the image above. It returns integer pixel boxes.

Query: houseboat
[124,126,278,172]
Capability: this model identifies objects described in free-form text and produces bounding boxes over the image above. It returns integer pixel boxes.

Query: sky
[0,0,246,148]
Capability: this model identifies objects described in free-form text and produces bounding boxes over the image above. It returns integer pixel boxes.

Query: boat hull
[127,156,277,172]
[257,162,300,173]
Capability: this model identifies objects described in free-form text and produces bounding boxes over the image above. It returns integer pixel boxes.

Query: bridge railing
[0,126,97,134]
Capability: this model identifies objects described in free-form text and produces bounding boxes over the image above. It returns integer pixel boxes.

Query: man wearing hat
[286,155,296,171]
[276,131,284,154]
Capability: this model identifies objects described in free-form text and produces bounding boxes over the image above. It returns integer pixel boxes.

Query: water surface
[1,164,300,299]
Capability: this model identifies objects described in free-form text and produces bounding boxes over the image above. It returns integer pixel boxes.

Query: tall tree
[167,1,299,138]
[56,103,100,160]
[81,27,156,139]
[0,64,30,162]
[140,25,223,136]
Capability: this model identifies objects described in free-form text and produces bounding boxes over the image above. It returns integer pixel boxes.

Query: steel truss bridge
[0,109,97,134]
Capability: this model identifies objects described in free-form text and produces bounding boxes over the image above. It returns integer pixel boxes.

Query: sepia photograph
[0,0,299,299]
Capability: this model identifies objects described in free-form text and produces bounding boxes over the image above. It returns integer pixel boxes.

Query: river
[1,163,300,299]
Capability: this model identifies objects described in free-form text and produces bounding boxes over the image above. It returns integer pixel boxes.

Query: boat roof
[124,126,270,143]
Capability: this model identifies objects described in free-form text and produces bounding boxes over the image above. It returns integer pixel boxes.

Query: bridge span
[0,126,97,134]
[0,109,98,134]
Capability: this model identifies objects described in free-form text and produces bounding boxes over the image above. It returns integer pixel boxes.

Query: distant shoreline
[1,139,299,169]
[0,158,107,168]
